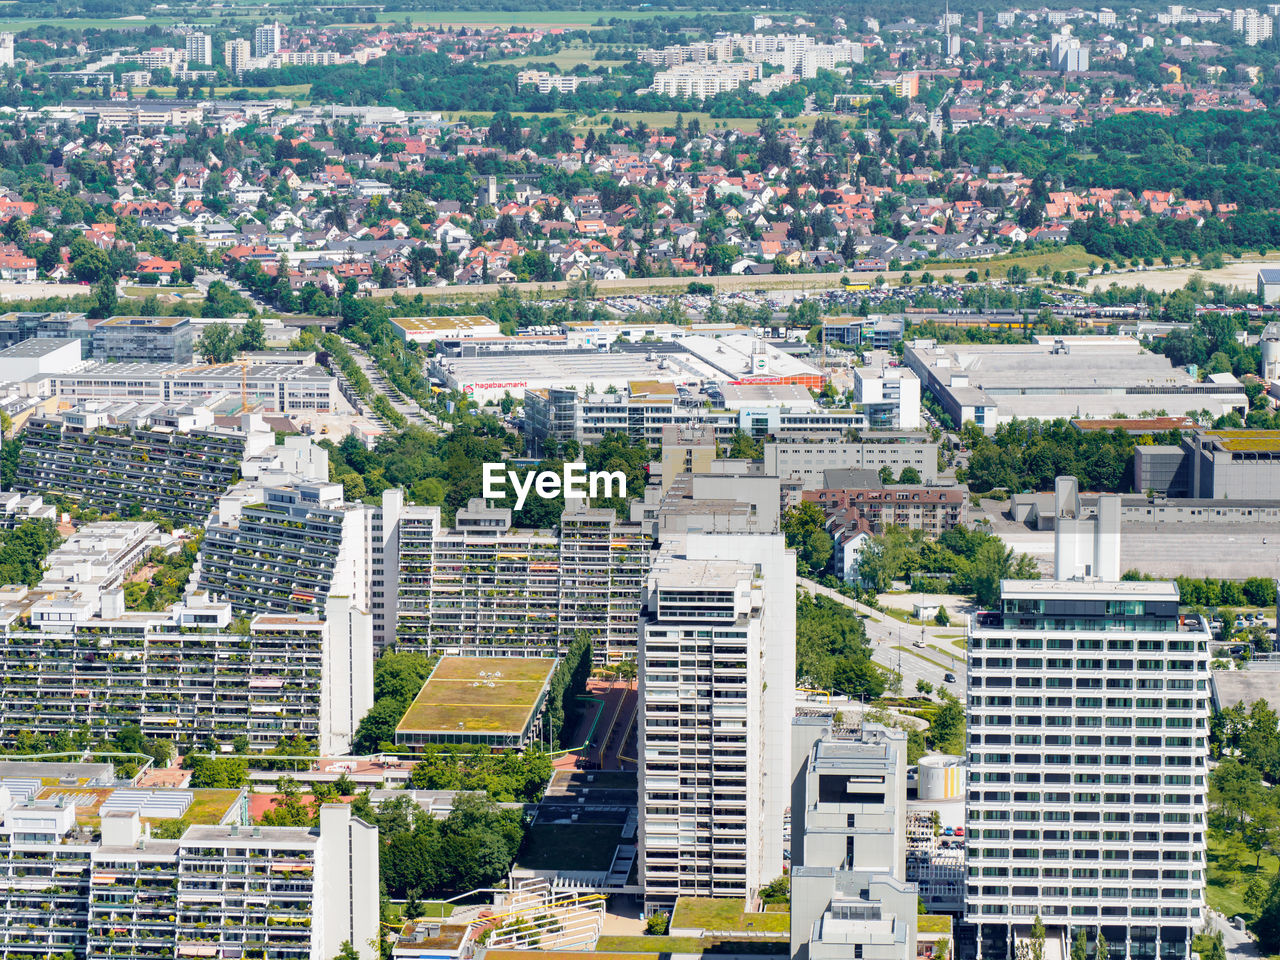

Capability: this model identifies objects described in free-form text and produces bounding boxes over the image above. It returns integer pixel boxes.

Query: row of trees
[796,591,886,698]
[350,652,437,754]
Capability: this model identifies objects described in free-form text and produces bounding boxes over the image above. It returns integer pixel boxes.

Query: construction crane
[235,354,249,412]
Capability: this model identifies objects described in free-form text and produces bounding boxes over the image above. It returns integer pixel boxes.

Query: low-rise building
[804,483,967,536]
[92,316,194,363]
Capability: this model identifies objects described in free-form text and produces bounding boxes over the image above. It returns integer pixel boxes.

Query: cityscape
[0,0,1275,959]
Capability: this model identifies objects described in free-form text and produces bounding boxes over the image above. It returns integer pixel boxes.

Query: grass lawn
[384,901,454,920]
[1207,828,1279,921]
[517,822,622,871]
[672,897,790,934]
[494,47,628,70]
[373,9,753,26]
[596,937,705,953]
[398,656,556,734]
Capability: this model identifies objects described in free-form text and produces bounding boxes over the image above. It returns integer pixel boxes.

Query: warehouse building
[904,336,1249,433]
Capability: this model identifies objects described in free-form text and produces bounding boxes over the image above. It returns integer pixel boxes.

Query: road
[799,577,967,698]
[1205,910,1263,960]
[342,340,452,433]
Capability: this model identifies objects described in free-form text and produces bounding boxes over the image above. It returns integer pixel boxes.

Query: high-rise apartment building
[0,34,14,68]
[253,21,282,58]
[184,31,213,64]
[224,38,251,74]
[0,775,377,960]
[790,717,918,960]
[965,479,1209,960]
[1051,32,1091,72]
[636,528,795,911]
[394,499,650,659]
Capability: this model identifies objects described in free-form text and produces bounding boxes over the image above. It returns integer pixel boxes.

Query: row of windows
[974,637,1201,652]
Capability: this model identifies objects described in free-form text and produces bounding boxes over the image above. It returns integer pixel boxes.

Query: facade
[1258,270,1280,304]
[48,361,340,414]
[0,311,92,354]
[0,337,82,379]
[803,486,967,536]
[16,406,261,526]
[789,717,917,960]
[185,31,213,64]
[852,364,923,430]
[965,482,1209,960]
[0,590,371,753]
[253,21,283,58]
[637,530,794,911]
[650,63,762,98]
[92,316,194,363]
[515,70,603,93]
[1051,32,1090,71]
[395,499,650,659]
[0,782,376,960]
[764,438,939,488]
[1134,430,1280,500]
[225,38,251,74]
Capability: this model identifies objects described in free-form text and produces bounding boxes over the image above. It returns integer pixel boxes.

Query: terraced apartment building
[0,588,371,754]
[0,766,376,960]
[15,404,272,526]
[395,498,651,659]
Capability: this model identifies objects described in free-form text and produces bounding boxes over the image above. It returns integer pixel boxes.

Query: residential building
[789,717,917,960]
[892,72,919,98]
[637,528,795,911]
[253,21,282,58]
[185,31,213,64]
[515,70,603,94]
[394,499,651,659]
[0,34,13,68]
[650,62,762,98]
[16,404,267,526]
[0,590,370,753]
[965,479,1209,960]
[803,485,967,536]
[92,315,194,363]
[224,38,251,74]
[1051,32,1091,71]
[0,772,377,960]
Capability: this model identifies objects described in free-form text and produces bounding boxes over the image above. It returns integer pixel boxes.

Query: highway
[798,577,968,699]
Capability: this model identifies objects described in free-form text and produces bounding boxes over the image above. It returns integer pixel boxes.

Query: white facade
[790,718,917,960]
[224,38,251,74]
[0,35,13,69]
[185,31,212,65]
[253,21,282,58]
[853,365,922,431]
[1051,32,1090,71]
[651,62,761,98]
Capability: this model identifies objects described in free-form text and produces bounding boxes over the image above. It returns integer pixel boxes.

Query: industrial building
[789,717,918,960]
[965,478,1208,960]
[0,769,376,960]
[1134,429,1280,499]
[1261,322,1280,380]
[763,438,939,489]
[390,315,502,345]
[905,336,1249,432]
[0,338,83,380]
[91,315,194,363]
[1257,270,1280,304]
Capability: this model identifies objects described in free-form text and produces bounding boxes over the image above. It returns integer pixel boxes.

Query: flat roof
[1204,430,1280,453]
[998,578,1180,601]
[396,656,557,736]
[438,351,721,387]
[1212,670,1280,711]
[99,315,188,328]
[0,338,80,358]
[391,315,498,332]
[1073,417,1195,432]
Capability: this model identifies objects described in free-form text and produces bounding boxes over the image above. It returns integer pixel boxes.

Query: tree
[783,501,834,577]
[195,323,237,363]
[1029,915,1046,960]
[331,942,361,960]
[188,756,248,788]
[878,466,894,484]
[899,466,922,484]
[1071,928,1087,960]
[1094,931,1108,960]
[916,679,933,695]
[72,248,112,284]
[934,606,950,626]
[927,691,965,754]
[239,316,266,352]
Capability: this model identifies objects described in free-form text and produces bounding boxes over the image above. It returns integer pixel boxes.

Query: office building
[0,589,370,753]
[764,438,939,489]
[790,717,917,960]
[0,311,92,353]
[184,31,213,64]
[965,478,1209,960]
[47,360,341,414]
[224,38,251,74]
[637,527,795,910]
[16,404,269,526]
[0,771,376,960]
[253,21,282,58]
[394,499,650,659]
[92,315,194,363]
[853,364,922,430]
